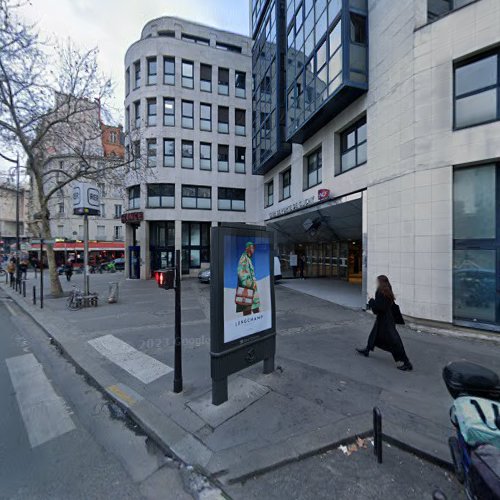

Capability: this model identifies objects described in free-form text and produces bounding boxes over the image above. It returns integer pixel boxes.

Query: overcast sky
[18,0,250,124]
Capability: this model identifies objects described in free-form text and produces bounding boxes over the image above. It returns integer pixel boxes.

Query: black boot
[356,347,369,357]
[397,361,413,371]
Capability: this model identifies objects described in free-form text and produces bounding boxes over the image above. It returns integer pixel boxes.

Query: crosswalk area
[6,353,76,448]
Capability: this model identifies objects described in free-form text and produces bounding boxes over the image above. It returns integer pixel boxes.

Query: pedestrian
[6,258,16,285]
[19,258,28,280]
[356,275,413,371]
[298,254,306,279]
[64,260,73,282]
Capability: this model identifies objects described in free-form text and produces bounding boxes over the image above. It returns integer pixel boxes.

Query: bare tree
[0,0,144,296]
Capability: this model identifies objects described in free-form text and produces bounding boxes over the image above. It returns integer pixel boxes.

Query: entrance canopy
[267,192,363,244]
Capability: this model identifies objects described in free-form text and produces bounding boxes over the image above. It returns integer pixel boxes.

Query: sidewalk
[2,272,499,486]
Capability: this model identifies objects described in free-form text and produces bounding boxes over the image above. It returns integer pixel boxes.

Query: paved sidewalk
[2,272,500,488]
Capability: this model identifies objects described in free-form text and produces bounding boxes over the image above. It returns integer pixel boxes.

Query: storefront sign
[73,182,101,216]
[121,212,144,224]
[318,189,331,201]
[210,224,276,405]
[269,196,315,219]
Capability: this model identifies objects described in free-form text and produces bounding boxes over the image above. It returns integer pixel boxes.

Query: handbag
[392,303,405,325]
[235,286,254,307]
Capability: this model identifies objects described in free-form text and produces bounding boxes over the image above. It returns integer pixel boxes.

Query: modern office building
[123,17,259,278]
[252,0,500,332]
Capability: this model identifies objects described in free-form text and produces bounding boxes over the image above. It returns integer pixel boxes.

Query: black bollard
[373,407,383,464]
[33,285,36,305]
[173,249,183,393]
[22,280,26,298]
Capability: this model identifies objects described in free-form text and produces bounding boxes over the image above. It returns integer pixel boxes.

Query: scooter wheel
[448,436,465,484]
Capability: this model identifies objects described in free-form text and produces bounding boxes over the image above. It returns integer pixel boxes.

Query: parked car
[198,268,211,283]
[113,258,125,271]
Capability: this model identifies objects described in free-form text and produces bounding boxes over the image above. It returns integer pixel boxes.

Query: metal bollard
[373,407,383,464]
[33,285,36,305]
[108,282,119,303]
[22,280,26,298]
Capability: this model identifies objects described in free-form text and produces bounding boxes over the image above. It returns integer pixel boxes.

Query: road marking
[4,301,18,317]
[88,334,172,384]
[6,353,76,448]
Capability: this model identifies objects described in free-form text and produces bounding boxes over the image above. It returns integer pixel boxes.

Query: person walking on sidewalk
[356,275,413,371]
[298,254,306,279]
[64,260,73,282]
[6,258,16,285]
[18,258,28,280]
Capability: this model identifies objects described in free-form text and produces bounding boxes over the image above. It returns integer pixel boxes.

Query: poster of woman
[223,235,272,343]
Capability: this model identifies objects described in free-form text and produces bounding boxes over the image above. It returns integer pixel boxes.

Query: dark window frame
[163,98,175,126]
[163,56,175,85]
[181,99,194,129]
[147,56,157,85]
[265,180,274,207]
[200,142,212,171]
[147,183,175,208]
[181,59,194,89]
[304,148,322,190]
[217,187,246,211]
[146,98,157,126]
[340,115,367,173]
[128,185,140,209]
[280,168,291,201]
[200,63,212,92]
[146,138,157,168]
[163,138,175,168]
[181,185,212,210]
[200,102,212,131]
[181,140,194,169]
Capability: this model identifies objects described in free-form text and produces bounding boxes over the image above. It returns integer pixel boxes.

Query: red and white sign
[318,189,331,201]
[121,212,144,224]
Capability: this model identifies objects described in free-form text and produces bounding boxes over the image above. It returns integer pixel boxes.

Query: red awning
[31,241,125,251]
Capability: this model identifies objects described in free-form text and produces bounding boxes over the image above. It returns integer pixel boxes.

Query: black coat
[367,291,408,363]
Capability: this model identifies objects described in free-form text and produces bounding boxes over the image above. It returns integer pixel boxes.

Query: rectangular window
[182,100,194,129]
[147,98,157,126]
[305,148,322,189]
[163,56,175,85]
[428,0,475,22]
[217,144,229,172]
[218,188,245,211]
[147,138,157,167]
[125,67,130,95]
[98,182,105,197]
[218,106,229,133]
[125,106,130,132]
[181,221,210,269]
[97,225,106,239]
[147,183,175,208]
[265,180,274,207]
[58,202,65,214]
[200,103,212,131]
[216,42,242,53]
[454,52,499,129]
[235,108,246,135]
[163,138,175,167]
[181,140,194,169]
[128,185,140,209]
[114,204,122,218]
[181,185,211,209]
[340,116,367,172]
[280,168,291,200]
[133,140,141,168]
[113,226,123,240]
[218,67,229,95]
[182,60,194,88]
[163,98,175,126]
[200,142,212,170]
[134,60,141,88]
[134,100,141,128]
[235,146,246,173]
[235,71,246,98]
[200,63,212,92]
[147,57,157,85]
[100,203,105,218]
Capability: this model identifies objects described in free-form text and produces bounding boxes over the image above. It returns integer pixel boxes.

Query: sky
[18,0,250,125]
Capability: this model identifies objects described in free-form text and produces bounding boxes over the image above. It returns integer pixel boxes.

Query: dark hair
[377,275,395,303]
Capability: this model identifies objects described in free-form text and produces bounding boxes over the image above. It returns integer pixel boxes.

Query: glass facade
[182,222,210,273]
[428,0,476,22]
[453,164,500,330]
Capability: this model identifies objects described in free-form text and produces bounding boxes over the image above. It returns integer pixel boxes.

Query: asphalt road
[0,295,212,500]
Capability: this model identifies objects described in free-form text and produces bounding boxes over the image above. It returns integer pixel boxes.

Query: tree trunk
[41,213,63,297]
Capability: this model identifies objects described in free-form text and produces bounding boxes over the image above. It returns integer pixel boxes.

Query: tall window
[218,67,229,95]
[218,106,229,133]
[200,63,212,92]
[200,103,212,131]
[235,71,246,98]
[147,57,157,85]
[147,183,175,208]
[114,226,123,240]
[182,60,194,88]
[182,100,194,129]
[181,140,194,169]
[125,106,130,132]
[163,139,175,167]
[134,100,141,128]
[163,98,175,126]
[97,225,106,239]
[305,148,322,189]
[182,222,210,269]
[133,140,141,168]
[114,204,122,218]
[146,138,157,167]
[454,51,499,129]
[128,185,140,209]
[181,185,211,209]
[235,146,246,173]
[265,180,274,207]
[235,109,246,135]
[163,56,175,85]
[147,98,157,126]
[200,142,212,170]
[218,188,245,211]
[125,67,130,95]
[134,60,141,88]
[280,168,291,200]
[218,144,229,172]
[340,116,367,172]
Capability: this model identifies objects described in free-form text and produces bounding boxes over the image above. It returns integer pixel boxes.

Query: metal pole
[40,238,43,309]
[22,280,26,297]
[33,285,36,305]
[83,214,89,295]
[373,407,383,464]
[15,154,20,288]
[173,249,183,393]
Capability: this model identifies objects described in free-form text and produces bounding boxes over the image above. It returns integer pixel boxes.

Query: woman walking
[356,275,413,371]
